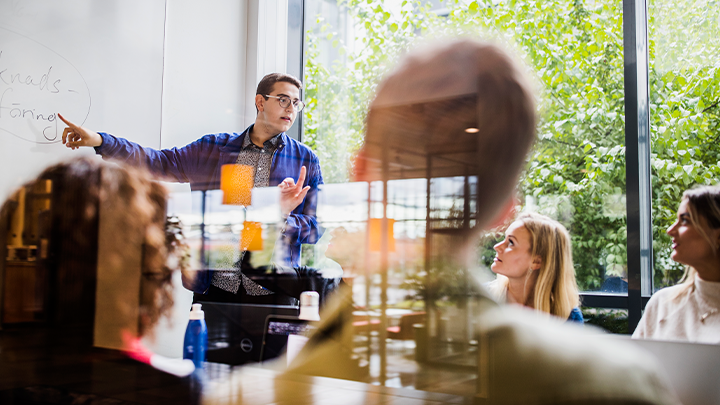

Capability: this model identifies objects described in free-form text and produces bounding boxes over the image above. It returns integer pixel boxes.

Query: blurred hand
[59,113,103,149]
[278,165,310,217]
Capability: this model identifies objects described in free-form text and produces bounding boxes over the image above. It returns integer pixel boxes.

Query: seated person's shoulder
[567,307,584,323]
[645,283,685,307]
[479,306,677,404]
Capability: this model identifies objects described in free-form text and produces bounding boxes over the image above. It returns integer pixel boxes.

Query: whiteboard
[0,0,166,200]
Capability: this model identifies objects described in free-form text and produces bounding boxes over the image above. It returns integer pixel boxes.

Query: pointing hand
[59,113,103,149]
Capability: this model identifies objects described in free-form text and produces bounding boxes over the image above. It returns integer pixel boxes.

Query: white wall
[243,0,290,130]
[160,0,250,149]
[161,0,291,150]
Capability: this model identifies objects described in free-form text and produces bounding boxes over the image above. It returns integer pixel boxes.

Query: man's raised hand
[278,166,311,217]
[59,113,103,149]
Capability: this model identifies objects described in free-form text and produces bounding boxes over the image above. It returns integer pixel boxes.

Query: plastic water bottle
[183,303,207,369]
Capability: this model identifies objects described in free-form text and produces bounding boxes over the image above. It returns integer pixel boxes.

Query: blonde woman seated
[633,185,720,343]
[486,212,583,323]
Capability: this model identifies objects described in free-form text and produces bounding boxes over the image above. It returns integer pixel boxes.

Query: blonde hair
[673,185,720,298]
[517,212,580,319]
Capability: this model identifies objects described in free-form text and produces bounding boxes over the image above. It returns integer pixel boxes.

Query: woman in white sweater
[633,185,720,343]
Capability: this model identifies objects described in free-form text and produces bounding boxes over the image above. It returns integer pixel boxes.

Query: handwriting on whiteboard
[0,26,90,144]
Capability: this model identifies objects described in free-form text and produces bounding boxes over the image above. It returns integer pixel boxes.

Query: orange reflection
[220,164,253,206]
[368,218,395,252]
[241,221,263,251]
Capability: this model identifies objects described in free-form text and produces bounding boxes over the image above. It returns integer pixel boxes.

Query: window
[298,0,649,389]
[648,0,720,291]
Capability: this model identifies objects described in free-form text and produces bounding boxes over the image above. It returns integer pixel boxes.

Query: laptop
[259,315,313,366]
[200,302,298,366]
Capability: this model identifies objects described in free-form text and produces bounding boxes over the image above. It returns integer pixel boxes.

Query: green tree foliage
[304,0,720,291]
[649,0,720,287]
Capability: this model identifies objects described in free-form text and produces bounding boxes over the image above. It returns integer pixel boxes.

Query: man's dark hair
[256,73,303,96]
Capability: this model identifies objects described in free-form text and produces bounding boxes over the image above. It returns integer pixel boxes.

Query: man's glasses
[265,95,305,112]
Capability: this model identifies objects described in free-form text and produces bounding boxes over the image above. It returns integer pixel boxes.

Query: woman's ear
[531,256,542,271]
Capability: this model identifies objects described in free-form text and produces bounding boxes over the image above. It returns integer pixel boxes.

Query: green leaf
[554,119,569,129]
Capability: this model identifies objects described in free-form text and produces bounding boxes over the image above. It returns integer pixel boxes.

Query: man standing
[59,73,323,302]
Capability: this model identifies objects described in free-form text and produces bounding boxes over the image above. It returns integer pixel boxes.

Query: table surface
[0,325,470,405]
[352,309,416,317]
[204,365,470,405]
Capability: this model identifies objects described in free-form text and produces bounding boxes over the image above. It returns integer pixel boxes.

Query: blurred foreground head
[356,38,536,230]
[1,157,176,338]
[288,39,678,404]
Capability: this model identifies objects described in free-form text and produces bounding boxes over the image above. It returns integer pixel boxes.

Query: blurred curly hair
[2,157,184,337]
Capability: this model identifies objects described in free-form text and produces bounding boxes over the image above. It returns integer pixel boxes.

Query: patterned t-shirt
[237,132,280,187]
[210,133,281,295]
